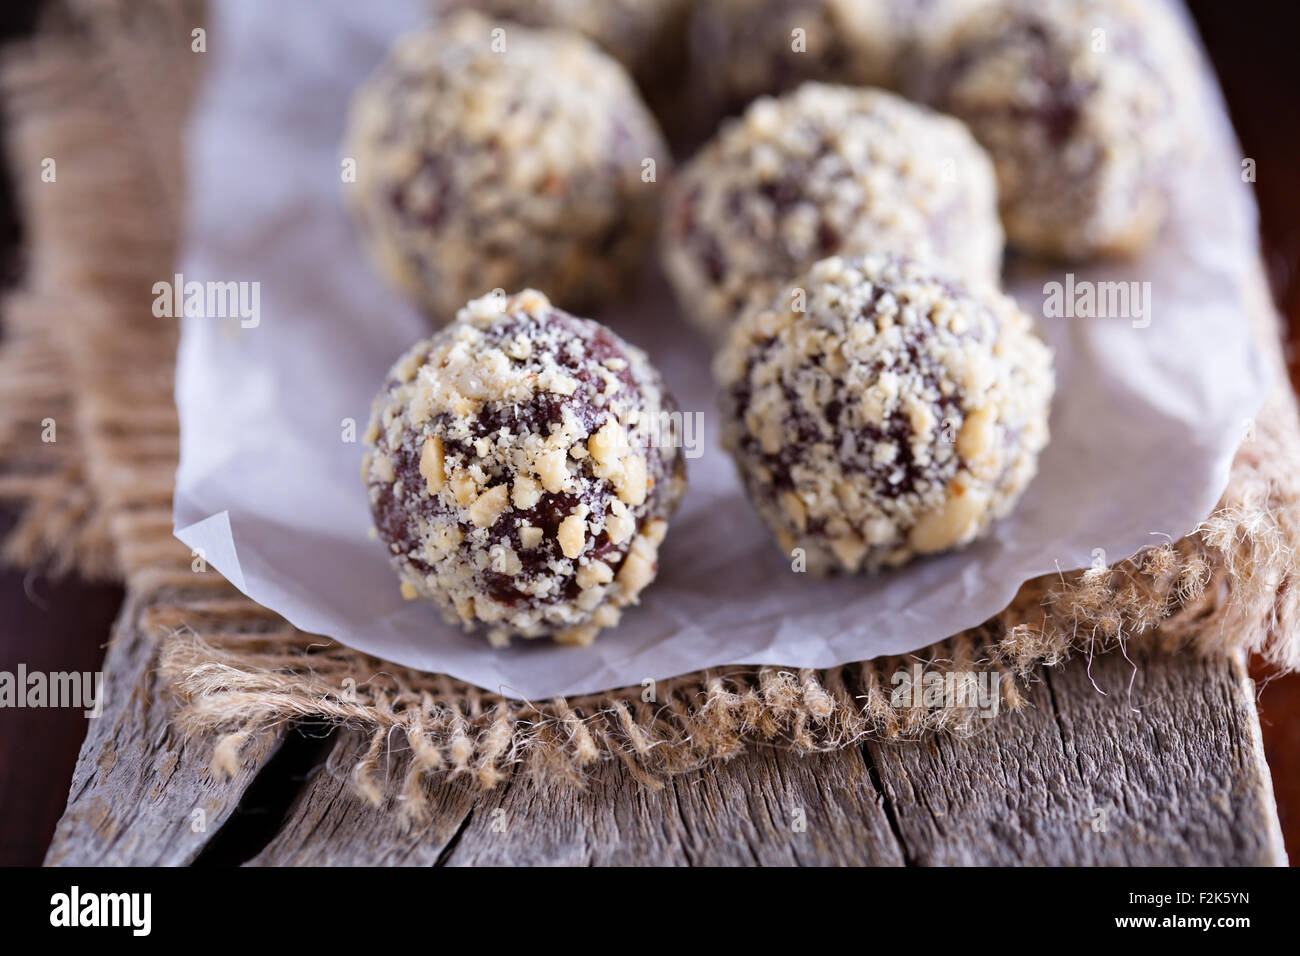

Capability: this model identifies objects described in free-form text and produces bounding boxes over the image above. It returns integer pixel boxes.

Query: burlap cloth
[3,0,1298,804]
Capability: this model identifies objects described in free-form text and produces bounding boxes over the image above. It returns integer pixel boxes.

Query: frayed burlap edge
[2,0,1298,814]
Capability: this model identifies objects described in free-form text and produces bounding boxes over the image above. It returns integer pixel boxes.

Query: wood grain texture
[42,594,286,866]
[42,618,1286,865]
[438,743,904,866]
[232,649,1280,866]
[244,730,481,867]
[866,649,1287,866]
[244,729,903,866]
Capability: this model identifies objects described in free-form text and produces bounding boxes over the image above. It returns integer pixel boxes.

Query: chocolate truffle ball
[689,0,978,119]
[343,12,669,320]
[364,290,687,646]
[715,255,1053,574]
[662,83,1003,340]
[443,0,691,99]
[910,0,1199,259]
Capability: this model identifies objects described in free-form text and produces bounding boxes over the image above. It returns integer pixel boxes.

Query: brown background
[1,1,1298,866]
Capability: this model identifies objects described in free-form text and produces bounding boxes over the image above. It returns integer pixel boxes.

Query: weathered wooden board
[243,731,482,867]
[42,593,287,866]
[62,644,1273,867]
[242,729,903,866]
[437,742,904,866]
[432,650,1281,866]
[867,649,1286,866]
[38,570,1283,865]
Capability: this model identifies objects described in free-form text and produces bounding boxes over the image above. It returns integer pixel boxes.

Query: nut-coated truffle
[443,0,691,97]
[715,254,1053,574]
[663,83,1003,339]
[364,290,687,646]
[689,0,975,119]
[343,12,669,320]
[910,0,1200,259]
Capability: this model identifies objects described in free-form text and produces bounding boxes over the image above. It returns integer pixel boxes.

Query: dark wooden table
[4,0,1300,866]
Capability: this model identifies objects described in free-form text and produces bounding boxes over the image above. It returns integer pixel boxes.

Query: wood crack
[192,725,335,867]
[861,745,913,866]
[433,806,475,867]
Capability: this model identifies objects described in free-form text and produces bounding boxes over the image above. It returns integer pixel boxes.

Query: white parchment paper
[173,0,1270,699]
